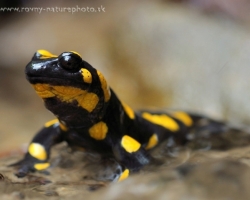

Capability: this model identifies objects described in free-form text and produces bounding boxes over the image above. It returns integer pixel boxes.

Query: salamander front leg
[113,135,152,182]
[12,119,65,177]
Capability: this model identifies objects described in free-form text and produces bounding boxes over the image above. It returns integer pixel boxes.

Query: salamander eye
[58,52,82,72]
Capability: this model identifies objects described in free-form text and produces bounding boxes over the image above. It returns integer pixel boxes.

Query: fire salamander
[13,50,238,182]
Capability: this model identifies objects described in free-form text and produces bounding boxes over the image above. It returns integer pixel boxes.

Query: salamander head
[25,50,111,128]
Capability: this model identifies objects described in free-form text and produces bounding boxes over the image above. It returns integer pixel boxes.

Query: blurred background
[1,0,250,152]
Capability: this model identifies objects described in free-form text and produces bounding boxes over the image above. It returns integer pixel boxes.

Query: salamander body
[14,50,239,181]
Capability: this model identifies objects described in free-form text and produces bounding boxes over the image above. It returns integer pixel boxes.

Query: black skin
[13,51,237,180]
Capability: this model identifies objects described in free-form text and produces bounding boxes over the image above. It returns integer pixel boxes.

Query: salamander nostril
[58,52,82,72]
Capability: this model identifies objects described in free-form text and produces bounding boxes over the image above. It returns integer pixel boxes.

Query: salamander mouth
[26,76,89,90]
[27,75,70,84]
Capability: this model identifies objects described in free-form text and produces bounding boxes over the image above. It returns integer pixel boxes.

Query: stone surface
[2,143,250,199]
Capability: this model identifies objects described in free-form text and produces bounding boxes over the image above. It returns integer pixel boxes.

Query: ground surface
[2,142,250,199]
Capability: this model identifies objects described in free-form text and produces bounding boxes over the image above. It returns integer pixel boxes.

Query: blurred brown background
[1,0,250,152]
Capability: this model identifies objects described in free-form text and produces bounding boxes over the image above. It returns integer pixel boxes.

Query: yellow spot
[145,134,158,150]
[37,50,57,59]
[171,111,193,127]
[32,84,99,112]
[44,119,68,131]
[81,68,92,84]
[32,84,55,98]
[44,119,59,127]
[121,135,141,153]
[122,102,135,119]
[59,123,68,131]
[89,121,108,140]
[34,163,50,171]
[28,143,47,161]
[97,70,110,102]
[70,51,82,57]
[142,112,179,132]
[118,169,129,182]
[78,92,99,112]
